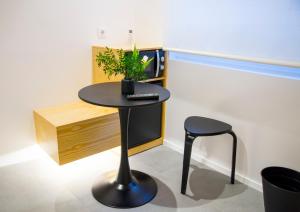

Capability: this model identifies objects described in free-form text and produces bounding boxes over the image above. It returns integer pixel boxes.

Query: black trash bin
[261,167,300,212]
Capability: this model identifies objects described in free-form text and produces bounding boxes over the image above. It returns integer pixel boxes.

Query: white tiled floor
[0,145,264,212]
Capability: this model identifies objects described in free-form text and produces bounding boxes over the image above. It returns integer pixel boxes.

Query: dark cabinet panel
[128,103,162,148]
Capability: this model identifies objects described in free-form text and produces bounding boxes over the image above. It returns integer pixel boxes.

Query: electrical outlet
[97,28,106,40]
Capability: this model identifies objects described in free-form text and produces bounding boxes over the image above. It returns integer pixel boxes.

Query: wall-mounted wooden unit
[34,46,168,165]
[34,101,120,165]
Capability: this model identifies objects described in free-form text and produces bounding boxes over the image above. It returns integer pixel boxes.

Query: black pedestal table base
[91,108,157,208]
[92,170,157,208]
[78,82,170,208]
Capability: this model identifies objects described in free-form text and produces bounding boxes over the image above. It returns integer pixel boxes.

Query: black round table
[78,82,170,208]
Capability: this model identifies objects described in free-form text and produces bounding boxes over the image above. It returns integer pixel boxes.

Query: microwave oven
[139,49,165,78]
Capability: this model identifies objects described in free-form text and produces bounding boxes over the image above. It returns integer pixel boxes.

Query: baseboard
[164,139,262,192]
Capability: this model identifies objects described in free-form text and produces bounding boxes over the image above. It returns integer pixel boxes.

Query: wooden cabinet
[34,102,120,165]
[33,46,168,165]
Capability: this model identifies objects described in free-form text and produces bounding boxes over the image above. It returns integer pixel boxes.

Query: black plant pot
[121,79,134,95]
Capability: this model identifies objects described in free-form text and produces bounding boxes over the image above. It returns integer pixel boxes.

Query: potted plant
[96,46,153,95]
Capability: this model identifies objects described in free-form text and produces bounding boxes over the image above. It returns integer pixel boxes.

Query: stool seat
[184,116,232,136]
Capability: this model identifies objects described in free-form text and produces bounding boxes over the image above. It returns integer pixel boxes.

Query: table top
[78,82,170,108]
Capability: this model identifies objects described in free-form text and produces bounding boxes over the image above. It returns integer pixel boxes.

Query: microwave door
[140,50,157,78]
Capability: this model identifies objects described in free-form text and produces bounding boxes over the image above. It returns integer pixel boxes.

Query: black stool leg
[181,132,195,194]
[228,131,237,184]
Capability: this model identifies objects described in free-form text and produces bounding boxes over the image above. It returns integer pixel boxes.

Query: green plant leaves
[96,46,154,81]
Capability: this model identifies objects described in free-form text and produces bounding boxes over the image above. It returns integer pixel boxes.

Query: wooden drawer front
[57,113,120,164]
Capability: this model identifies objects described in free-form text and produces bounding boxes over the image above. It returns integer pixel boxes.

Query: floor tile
[0,145,264,212]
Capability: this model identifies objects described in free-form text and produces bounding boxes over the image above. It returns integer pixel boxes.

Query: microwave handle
[155,50,160,77]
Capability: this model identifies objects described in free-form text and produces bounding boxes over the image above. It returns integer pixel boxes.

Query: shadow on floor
[187,165,247,201]
[151,176,178,208]
[151,165,247,209]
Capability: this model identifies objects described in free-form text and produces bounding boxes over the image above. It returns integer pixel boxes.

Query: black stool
[181,116,237,194]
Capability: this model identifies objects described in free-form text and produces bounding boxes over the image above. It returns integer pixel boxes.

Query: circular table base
[92,170,157,208]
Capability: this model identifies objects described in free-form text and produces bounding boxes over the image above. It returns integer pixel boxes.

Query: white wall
[165,58,300,189]
[133,0,163,47]
[164,0,300,64]
[0,0,162,155]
